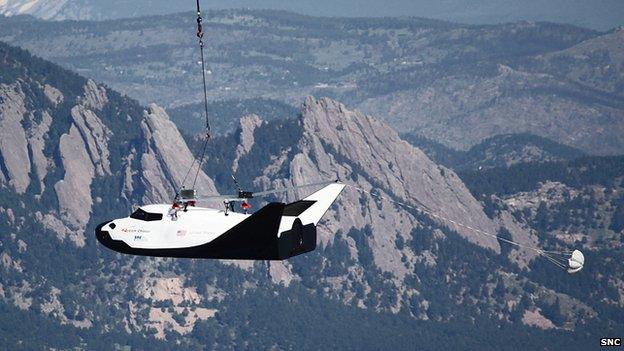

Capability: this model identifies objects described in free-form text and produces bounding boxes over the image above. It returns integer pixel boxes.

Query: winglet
[296,182,345,225]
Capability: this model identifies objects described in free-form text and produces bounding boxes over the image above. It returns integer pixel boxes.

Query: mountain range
[1,0,623,30]
[403,133,586,171]
[0,40,622,349]
[1,10,623,155]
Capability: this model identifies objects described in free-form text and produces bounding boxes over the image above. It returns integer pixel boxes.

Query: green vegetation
[459,156,624,197]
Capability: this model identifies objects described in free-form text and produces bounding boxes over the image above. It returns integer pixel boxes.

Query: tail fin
[283,182,345,225]
[275,182,344,259]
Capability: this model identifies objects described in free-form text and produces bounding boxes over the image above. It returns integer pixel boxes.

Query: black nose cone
[95,221,112,246]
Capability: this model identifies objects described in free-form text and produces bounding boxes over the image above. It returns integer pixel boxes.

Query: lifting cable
[342,183,573,270]
[179,0,212,195]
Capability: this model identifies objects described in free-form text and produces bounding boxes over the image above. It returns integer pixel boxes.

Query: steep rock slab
[0,83,30,193]
[140,104,217,203]
[81,79,108,111]
[232,114,263,173]
[251,97,506,300]
[51,80,114,244]
[43,84,63,106]
[27,110,52,193]
[54,125,95,237]
[70,106,111,176]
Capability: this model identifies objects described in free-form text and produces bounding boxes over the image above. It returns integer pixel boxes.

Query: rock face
[232,114,263,173]
[0,79,115,240]
[0,78,118,236]
[522,309,556,330]
[28,111,52,194]
[297,97,501,251]
[54,124,96,233]
[81,79,108,110]
[0,83,30,193]
[0,83,52,195]
[139,104,217,204]
[54,81,112,233]
[43,84,63,105]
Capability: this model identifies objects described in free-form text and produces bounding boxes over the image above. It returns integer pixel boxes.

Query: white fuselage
[96,183,346,258]
[103,204,250,249]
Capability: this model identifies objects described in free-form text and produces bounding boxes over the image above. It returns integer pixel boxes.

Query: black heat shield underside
[95,202,317,260]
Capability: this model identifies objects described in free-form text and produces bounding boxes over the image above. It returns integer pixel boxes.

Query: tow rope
[342,183,575,270]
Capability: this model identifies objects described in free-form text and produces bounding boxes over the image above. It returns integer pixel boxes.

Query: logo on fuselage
[189,230,212,235]
[121,228,151,234]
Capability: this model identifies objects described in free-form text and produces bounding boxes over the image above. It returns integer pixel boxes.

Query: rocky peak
[299,96,501,251]
[238,114,263,147]
[54,80,113,235]
[81,79,108,111]
[232,114,263,173]
[0,82,30,194]
[43,84,63,106]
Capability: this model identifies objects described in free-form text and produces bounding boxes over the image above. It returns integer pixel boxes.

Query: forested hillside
[403,133,585,171]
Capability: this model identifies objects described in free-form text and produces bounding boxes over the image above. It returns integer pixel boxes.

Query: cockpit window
[130,208,163,221]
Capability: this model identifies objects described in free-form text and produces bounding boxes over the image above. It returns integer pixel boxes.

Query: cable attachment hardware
[196,1,204,42]
[196,15,204,45]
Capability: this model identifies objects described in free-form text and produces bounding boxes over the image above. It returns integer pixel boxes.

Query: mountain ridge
[0,0,622,30]
[1,11,621,154]
[403,132,586,171]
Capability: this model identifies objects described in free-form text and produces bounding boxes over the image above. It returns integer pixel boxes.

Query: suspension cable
[191,0,212,189]
[192,136,210,188]
[196,0,211,135]
[176,1,212,197]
